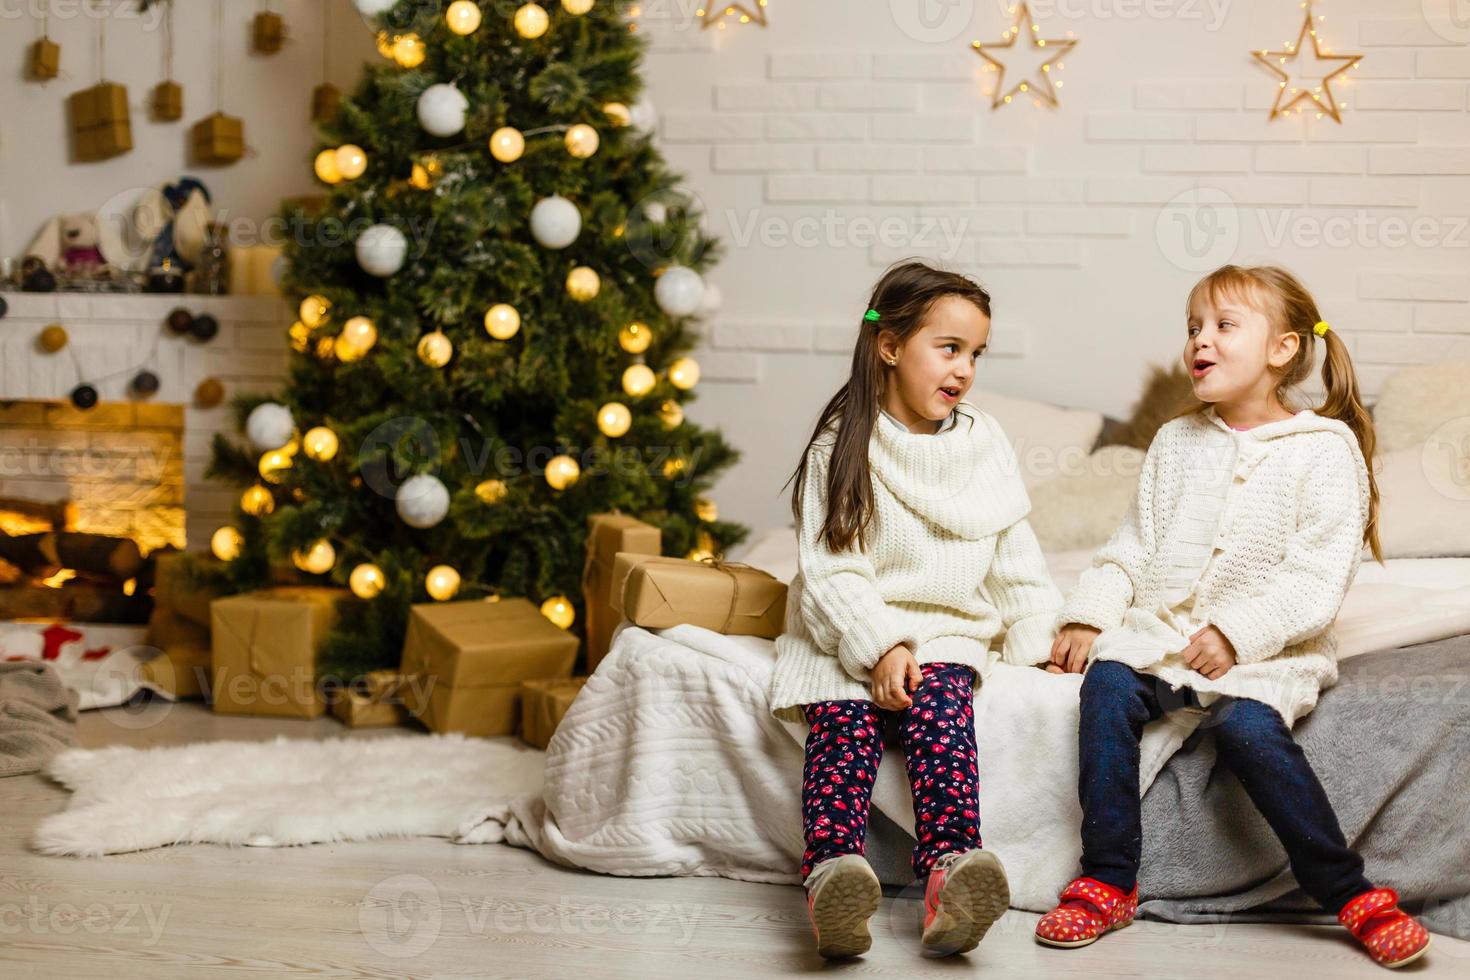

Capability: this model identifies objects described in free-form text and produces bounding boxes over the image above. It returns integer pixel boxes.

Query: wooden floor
[1,701,1461,979]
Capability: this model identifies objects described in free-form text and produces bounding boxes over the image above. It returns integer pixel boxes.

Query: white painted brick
[1305,114,1420,143]
[712,321,815,352]
[872,113,975,142]
[977,178,1085,204]
[1359,271,1470,303]
[1143,146,1252,174]
[1352,83,1466,112]
[918,207,1025,237]
[764,174,868,203]
[768,52,868,80]
[872,52,975,81]
[872,175,973,204]
[976,240,1085,268]
[1417,49,1470,79]
[819,83,920,111]
[1358,20,1466,47]
[1025,210,1133,237]
[920,83,990,112]
[765,114,868,141]
[1086,115,1194,142]
[1337,302,1412,333]
[817,143,921,172]
[1415,304,1470,333]
[1195,177,1309,206]
[662,114,764,142]
[923,145,1028,174]
[712,144,817,172]
[815,325,859,353]
[1255,145,1366,174]
[1358,333,1470,364]
[1349,50,1416,79]
[1135,82,1241,110]
[1195,115,1304,142]
[1309,177,1420,208]
[1369,147,1470,175]
[1086,177,1194,205]
[715,83,819,111]
[868,240,976,267]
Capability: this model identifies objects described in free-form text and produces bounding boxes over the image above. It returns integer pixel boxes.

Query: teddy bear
[24,211,121,279]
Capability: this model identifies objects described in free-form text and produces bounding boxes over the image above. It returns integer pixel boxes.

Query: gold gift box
[152,552,223,629]
[192,112,245,165]
[311,83,341,124]
[210,587,345,719]
[582,513,661,674]
[252,12,285,54]
[151,80,183,122]
[399,598,578,737]
[519,677,588,749]
[69,83,133,162]
[333,669,410,728]
[30,38,60,80]
[609,553,788,638]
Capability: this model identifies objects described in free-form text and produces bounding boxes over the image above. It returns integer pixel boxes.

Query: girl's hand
[1182,626,1237,680]
[872,643,922,710]
[1039,662,1066,674]
[1051,623,1100,674]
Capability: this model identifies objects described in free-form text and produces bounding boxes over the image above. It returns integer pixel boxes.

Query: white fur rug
[32,734,545,857]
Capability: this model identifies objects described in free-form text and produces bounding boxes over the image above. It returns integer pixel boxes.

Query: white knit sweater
[768,404,1063,723]
[1057,406,1371,726]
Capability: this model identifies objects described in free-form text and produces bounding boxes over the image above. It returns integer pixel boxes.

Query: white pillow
[1372,439,1470,559]
[734,527,798,584]
[1372,359,1470,453]
[968,390,1105,488]
[1027,446,1146,552]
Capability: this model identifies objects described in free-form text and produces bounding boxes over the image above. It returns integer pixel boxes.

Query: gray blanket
[1138,635,1470,939]
[0,660,79,778]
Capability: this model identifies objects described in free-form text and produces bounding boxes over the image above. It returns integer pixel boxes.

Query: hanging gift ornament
[447,1,483,34]
[417,330,454,367]
[356,224,408,276]
[565,124,599,159]
[246,402,295,451]
[396,474,450,529]
[252,4,285,55]
[566,266,600,301]
[490,126,525,163]
[417,83,468,136]
[597,402,632,438]
[654,266,705,317]
[311,8,342,127]
[619,321,653,354]
[484,304,521,340]
[425,564,460,601]
[529,195,581,249]
[515,3,550,38]
[151,3,183,120]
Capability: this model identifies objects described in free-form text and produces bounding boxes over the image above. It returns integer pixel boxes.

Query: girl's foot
[1339,888,1431,969]
[1034,877,1138,949]
[920,848,1011,957]
[804,854,881,959]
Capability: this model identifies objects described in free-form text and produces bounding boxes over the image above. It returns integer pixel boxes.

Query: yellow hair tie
[1313,320,1331,337]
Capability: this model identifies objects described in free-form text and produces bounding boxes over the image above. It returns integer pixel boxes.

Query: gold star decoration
[1253,1,1361,123]
[972,3,1077,109]
[699,1,768,30]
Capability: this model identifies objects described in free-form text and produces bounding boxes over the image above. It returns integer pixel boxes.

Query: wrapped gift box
[519,677,588,749]
[191,112,245,165]
[333,669,409,728]
[252,12,285,54]
[582,513,661,674]
[399,598,578,737]
[138,643,211,700]
[610,553,787,638]
[151,80,183,122]
[210,587,345,719]
[69,83,133,162]
[30,38,60,80]
[151,552,223,629]
[311,83,341,124]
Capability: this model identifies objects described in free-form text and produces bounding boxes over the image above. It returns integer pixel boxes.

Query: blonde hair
[1185,264,1381,561]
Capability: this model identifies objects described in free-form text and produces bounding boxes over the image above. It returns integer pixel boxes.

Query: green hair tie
[863,309,881,322]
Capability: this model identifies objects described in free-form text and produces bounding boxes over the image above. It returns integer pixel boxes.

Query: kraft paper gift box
[69,83,133,162]
[518,677,588,749]
[141,605,212,700]
[399,598,578,737]
[609,553,788,638]
[210,587,345,719]
[192,112,245,165]
[151,80,183,122]
[333,669,410,728]
[252,11,285,54]
[152,552,224,629]
[582,513,661,674]
[30,38,60,80]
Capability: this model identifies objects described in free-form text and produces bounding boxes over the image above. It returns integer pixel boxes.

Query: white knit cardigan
[1057,406,1371,726]
[768,404,1063,723]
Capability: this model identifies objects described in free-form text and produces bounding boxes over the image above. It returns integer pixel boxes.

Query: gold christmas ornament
[303,426,339,461]
[292,539,336,575]
[425,564,461,601]
[282,435,301,457]
[258,449,292,483]
[663,456,687,480]
[335,144,368,180]
[540,595,575,629]
[375,31,394,59]
[597,401,632,438]
[622,363,656,398]
[316,337,336,360]
[484,304,521,340]
[489,126,525,163]
[545,454,581,490]
[668,356,701,390]
[392,33,426,68]
[39,324,69,353]
[410,163,432,189]
[514,3,550,38]
[972,2,1077,110]
[566,265,601,301]
[288,322,312,352]
[210,526,243,562]
[1253,1,1361,123]
[241,485,275,516]
[350,563,387,599]
[314,149,342,184]
[417,330,454,368]
[195,377,226,408]
[619,321,653,353]
[446,0,483,35]
[563,0,595,14]
[602,102,631,126]
[300,295,331,328]
[337,316,378,361]
[564,123,600,158]
[695,497,718,522]
[658,399,684,429]
[475,479,509,504]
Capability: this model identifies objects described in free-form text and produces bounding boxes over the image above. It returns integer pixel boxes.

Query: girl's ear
[876,329,900,366]
[1268,328,1300,370]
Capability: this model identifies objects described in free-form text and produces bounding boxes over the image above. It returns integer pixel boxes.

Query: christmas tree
[206,0,746,680]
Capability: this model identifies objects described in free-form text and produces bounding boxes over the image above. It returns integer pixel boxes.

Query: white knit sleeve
[1206,441,1365,666]
[985,518,1064,666]
[1056,431,1163,633]
[795,448,918,682]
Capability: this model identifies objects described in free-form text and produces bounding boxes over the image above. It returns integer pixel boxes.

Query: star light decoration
[972,3,1077,110]
[1253,1,1362,123]
[698,2,768,30]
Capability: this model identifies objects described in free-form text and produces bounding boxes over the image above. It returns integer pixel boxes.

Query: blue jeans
[1078,660,1373,914]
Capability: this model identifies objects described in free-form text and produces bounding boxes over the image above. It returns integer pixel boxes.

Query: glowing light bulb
[566,266,600,301]
[622,363,655,398]
[303,426,339,461]
[484,304,521,340]
[425,564,460,601]
[314,150,342,184]
[475,479,508,504]
[565,123,600,158]
[241,485,275,516]
[335,144,367,180]
[350,563,386,599]
[293,539,336,574]
[597,401,632,437]
[545,454,580,490]
[489,127,525,163]
[658,399,684,429]
[619,321,652,353]
[417,331,453,368]
[540,595,575,629]
[514,3,549,38]
[446,0,483,35]
[211,526,242,561]
[259,449,292,483]
[668,357,700,390]
[300,295,331,328]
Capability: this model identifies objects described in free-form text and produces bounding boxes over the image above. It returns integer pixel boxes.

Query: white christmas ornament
[629,98,657,132]
[655,266,704,317]
[246,402,295,452]
[354,0,397,16]
[417,84,469,137]
[529,195,581,249]
[696,281,723,316]
[642,201,667,224]
[356,224,408,277]
[396,474,450,529]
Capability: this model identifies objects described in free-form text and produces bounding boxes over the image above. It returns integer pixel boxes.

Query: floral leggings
[800,662,981,881]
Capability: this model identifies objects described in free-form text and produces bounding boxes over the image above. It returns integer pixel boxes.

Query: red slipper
[1338,888,1431,969]
[1034,876,1138,949]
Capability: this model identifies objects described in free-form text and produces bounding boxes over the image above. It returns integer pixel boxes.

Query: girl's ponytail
[1317,325,1382,561]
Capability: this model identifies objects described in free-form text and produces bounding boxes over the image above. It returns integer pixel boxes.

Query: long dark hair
[786,261,993,553]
